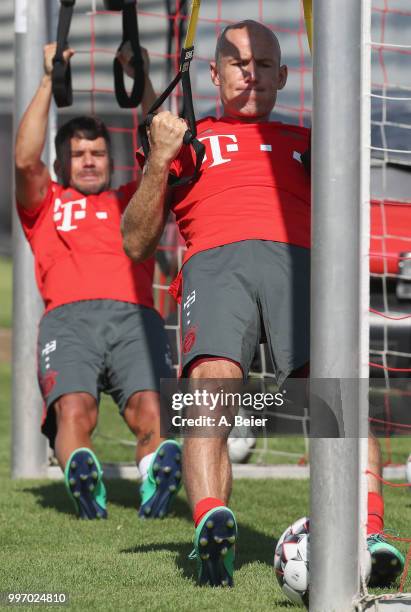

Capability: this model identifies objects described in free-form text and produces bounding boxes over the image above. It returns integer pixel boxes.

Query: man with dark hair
[122,20,405,588]
[14,42,182,520]
[53,116,112,188]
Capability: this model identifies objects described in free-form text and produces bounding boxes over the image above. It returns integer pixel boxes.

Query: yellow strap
[303,0,313,54]
[184,0,201,50]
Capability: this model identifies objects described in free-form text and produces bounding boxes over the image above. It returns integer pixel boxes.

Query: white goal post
[11,0,58,478]
[309,0,371,609]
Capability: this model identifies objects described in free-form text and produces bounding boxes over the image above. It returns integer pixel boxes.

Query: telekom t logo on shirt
[198,133,305,169]
[53,197,87,232]
[198,134,239,167]
[53,197,109,232]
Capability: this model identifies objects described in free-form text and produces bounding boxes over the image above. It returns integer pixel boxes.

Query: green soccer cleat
[138,440,182,519]
[367,533,405,587]
[64,448,107,520]
[189,506,237,587]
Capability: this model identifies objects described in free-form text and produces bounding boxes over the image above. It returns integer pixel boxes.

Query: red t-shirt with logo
[155,116,311,300]
[17,180,155,312]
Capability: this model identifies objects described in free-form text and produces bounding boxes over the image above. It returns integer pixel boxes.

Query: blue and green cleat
[189,506,237,587]
[64,448,107,520]
[367,533,405,587]
[138,440,182,519]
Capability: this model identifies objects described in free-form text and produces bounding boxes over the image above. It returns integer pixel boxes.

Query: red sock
[367,492,384,535]
[193,497,224,527]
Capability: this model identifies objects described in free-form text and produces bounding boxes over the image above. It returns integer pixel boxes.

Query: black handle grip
[168,135,205,187]
[112,1,146,108]
[113,53,145,108]
[52,57,73,107]
[183,129,194,145]
[51,1,75,108]
[138,117,204,188]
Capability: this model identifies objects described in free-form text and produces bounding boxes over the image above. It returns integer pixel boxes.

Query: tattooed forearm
[139,430,155,446]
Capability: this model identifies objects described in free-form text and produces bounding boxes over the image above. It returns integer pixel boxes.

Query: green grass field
[1,256,411,610]
[0,256,12,328]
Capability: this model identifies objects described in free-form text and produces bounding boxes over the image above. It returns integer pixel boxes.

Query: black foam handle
[113,0,146,108]
[138,117,205,188]
[51,1,75,108]
[168,135,205,187]
[113,53,145,108]
[52,58,73,107]
[138,113,153,162]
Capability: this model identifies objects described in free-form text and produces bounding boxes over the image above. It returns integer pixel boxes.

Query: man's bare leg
[123,390,164,463]
[124,390,182,518]
[367,433,382,496]
[54,392,98,469]
[53,392,106,519]
[183,358,240,587]
[184,436,233,507]
[366,433,405,586]
[183,359,241,510]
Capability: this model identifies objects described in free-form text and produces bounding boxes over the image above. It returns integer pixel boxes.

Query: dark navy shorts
[37,300,173,445]
[180,240,310,383]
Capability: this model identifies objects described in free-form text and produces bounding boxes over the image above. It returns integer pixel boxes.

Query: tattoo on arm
[139,430,155,446]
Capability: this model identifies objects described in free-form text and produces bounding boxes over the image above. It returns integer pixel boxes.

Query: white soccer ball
[405,453,411,485]
[227,435,256,463]
[274,517,372,605]
[274,517,309,607]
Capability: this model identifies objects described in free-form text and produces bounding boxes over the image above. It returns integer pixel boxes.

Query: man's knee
[123,391,161,432]
[184,436,229,457]
[186,360,242,437]
[54,393,98,433]
[189,358,242,379]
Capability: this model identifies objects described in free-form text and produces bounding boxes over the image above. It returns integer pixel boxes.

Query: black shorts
[180,240,310,383]
[37,300,173,446]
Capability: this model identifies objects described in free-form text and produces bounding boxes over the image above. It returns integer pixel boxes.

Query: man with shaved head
[122,20,404,588]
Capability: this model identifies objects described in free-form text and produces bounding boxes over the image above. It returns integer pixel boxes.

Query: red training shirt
[17,180,155,313]
[141,116,310,300]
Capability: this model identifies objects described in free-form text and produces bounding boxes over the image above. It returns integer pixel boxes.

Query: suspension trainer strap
[303,0,313,54]
[138,0,205,188]
[52,0,76,108]
[165,0,188,111]
[105,0,145,108]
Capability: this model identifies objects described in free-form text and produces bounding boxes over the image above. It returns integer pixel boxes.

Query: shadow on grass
[121,521,277,580]
[22,482,74,516]
[105,480,193,519]
[122,533,295,609]
[22,479,192,519]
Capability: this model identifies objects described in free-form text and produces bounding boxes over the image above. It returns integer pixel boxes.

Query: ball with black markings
[274,516,309,607]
